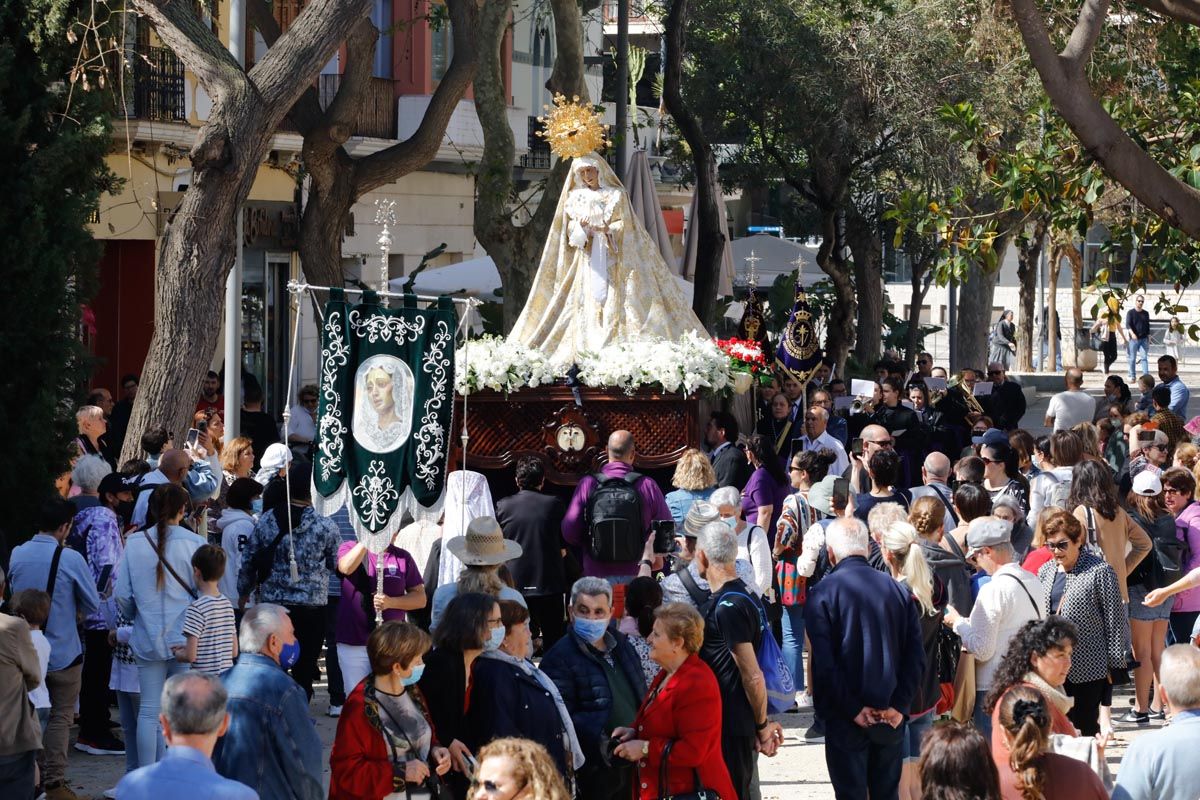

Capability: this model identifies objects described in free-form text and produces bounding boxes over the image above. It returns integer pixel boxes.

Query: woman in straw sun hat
[430,516,526,630]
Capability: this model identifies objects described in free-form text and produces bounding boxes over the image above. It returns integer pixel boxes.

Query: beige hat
[445,516,523,566]
[683,501,720,538]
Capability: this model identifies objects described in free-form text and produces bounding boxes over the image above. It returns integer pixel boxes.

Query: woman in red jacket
[611,603,736,800]
[329,621,452,800]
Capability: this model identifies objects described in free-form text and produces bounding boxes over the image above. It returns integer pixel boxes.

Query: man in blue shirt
[1112,645,1200,800]
[8,498,100,800]
[1157,355,1191,418]
[115,672,257,799]
[214,604,323,800]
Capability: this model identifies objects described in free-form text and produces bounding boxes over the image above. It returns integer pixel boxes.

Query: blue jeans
[134,658,188,767]
[1128,337,1150,380]
[904,709,934,761]
[117,691,140,775]
[972,690,992,740]
[1038,339,1063,371]
[780,603,806,692]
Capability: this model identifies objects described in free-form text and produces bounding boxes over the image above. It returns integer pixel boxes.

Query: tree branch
[1060,0,1110,74]
[355,0,478,194]
[1128,0,1200,25]
[248,0,372,117]
[547,0,587,97]
[131,0,245,100]
[1008,0,1200,238]
[325,20,379,145]
[246,0,324,134]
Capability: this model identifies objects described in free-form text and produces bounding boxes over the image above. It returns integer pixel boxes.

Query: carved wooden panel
[450,385,699,485]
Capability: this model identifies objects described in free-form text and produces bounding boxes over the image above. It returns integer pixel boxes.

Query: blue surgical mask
[573,616,610,643]
[251,498,263,515]
[278,639,300,670]
[484,625,505,651]
[721,516,738,530]
[402,664,425,686]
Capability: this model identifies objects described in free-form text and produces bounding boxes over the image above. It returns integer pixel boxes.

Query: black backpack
[586,472,645,562]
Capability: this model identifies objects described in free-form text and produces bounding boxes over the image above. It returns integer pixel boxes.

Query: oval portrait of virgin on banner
[351,355,414,453]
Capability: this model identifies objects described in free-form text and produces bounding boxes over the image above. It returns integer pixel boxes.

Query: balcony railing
[520,115,551,169]
[115,44,186,122]
[318,74,397,140]
[602,1,656,24]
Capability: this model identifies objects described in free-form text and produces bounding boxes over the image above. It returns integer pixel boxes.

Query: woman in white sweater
[711,486,772,598]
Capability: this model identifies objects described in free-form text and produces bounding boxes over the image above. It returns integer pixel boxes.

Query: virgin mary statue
[507,153,706,363]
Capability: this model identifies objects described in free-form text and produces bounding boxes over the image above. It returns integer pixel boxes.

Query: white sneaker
[327,704,343,718]
[795,692,814,710]
[103,788,118,799]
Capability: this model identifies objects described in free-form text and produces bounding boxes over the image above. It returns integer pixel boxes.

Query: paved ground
[60,672,1160,799]
[63,371,1197,798]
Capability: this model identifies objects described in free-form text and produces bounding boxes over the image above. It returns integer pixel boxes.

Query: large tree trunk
[1064,241,1085,366]
[1047,243,1062,371]
[815,207,856,375]
[663,0,722,327]
[846,207,883,366]
[904,265,932,370]
[954,236,1009,371]
[474,0,585,331]
[1015,222,1046,372]
[121,0,373,464]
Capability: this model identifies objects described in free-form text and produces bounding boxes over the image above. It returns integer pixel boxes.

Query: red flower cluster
[714,337,768,373]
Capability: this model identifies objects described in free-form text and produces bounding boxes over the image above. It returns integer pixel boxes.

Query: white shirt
[28,629,50,709]
[796,431,850,478]
[736,523,772,598]
[1046,390,1097,431]
[286,404,317,442]
[952,562,1044,689]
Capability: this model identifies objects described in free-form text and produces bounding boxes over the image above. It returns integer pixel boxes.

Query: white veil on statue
[508,152,705,364]
[436,470,496,587]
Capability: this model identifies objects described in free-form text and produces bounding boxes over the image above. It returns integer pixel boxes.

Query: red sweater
[328,680,440,800]
[631,654,736,800]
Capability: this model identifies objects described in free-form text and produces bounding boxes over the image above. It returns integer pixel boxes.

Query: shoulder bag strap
[1085,508,1099,550]
[677,564,709,606]
[929,485,958,525]
[43,545,64,628]
[1000,572,1041,619]
[140,532,198,600]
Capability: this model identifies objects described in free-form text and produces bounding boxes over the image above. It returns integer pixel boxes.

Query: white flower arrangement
[454,336,557,394]
[575,332,731,395]
[455,333,731,396]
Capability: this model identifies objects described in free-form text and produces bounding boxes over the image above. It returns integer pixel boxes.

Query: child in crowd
[12,589,52,733]
[173,545,238,675]
[1135,373,1156,414]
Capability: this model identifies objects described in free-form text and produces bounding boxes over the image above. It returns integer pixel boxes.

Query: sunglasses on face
[917,360,929,365]
[1046,539,1072,551]
[988,370,1002,376]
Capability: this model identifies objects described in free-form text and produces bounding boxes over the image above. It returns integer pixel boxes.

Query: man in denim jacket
[214,605,322,800]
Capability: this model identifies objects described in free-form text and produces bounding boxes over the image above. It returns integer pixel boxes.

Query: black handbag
[657,739,722,800]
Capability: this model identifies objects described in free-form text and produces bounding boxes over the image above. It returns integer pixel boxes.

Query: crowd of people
[3,351,1200,800]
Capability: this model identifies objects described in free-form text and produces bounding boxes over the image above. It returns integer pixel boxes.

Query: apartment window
[903,305,932,324]
[431,7,453,84]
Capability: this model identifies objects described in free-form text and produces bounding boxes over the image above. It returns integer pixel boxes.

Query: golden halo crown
[536,94,610,159]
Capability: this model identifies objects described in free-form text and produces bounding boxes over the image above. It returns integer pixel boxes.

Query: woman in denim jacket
[116,483,204,767]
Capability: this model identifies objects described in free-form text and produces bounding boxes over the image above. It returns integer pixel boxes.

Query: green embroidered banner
[312,289,456,540]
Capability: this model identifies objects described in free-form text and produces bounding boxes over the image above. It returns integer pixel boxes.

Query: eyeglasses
[789,466,803,473]
[988,370,1002,376]
[868,439,894,448]
[917,360,930,366]
[981,457,1003,464]
[1164,487,1183,496]
[1149,444,1168,452]
[1045,539,1073,551]
[486,616,504,628]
